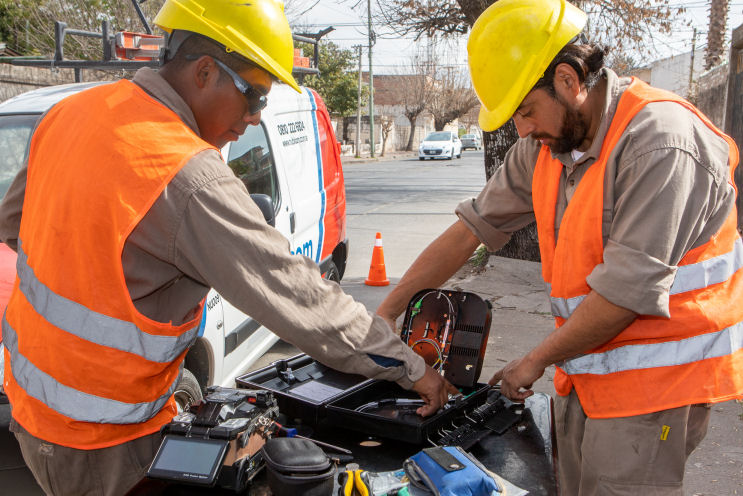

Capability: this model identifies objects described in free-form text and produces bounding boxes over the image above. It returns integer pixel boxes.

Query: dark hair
[162,31,260,77]
[533,43,608,95]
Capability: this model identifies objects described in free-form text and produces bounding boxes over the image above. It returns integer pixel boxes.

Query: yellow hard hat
[154,0,301,92]
[467,0,587,131]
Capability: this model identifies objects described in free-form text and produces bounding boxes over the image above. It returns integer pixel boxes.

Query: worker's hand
[412,365,459,416]
[489,355,545,402]
[377,312,401,337]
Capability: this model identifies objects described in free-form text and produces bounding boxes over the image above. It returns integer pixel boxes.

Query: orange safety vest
[2,80,215,449]
[532,78,743,418]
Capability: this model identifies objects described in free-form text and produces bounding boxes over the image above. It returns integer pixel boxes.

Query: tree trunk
[342,117,350,143]
[706,0,729,70]
[483,120,541,261]
[483,120,518,180]
[406,114,418,151]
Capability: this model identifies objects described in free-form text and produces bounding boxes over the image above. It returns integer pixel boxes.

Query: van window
[0,114,37,200]
[227,123,279,208]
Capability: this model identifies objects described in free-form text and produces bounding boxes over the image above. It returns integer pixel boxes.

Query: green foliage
[470,245,490,268]
[301,41,367,118]
[0,0,35,52]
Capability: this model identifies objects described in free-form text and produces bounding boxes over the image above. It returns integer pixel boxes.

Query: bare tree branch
[426,63,479,131]
[395,53,433,150]
[376,0,685,60]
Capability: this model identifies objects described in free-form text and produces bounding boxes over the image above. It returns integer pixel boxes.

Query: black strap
[403,459,439,496]
[422,447,465,472]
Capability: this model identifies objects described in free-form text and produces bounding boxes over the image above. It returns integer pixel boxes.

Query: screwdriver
[271,421,353,455]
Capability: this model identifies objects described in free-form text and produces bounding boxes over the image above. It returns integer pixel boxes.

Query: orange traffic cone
[365,232,390,286]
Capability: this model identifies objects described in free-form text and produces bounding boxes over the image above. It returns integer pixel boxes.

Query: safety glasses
[185,55,268,115]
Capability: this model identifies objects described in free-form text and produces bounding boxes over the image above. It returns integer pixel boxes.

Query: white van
[0,81,349,409]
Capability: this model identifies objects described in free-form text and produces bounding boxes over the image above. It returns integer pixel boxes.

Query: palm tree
[706,0,729,69]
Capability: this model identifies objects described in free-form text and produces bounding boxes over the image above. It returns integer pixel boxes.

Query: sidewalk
[341,150,418,164]
[447,255,743,496]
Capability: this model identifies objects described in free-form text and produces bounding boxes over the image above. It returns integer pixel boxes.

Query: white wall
[648,49,706,97]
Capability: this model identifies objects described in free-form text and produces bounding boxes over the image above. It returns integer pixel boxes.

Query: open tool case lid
[236,289,495,444]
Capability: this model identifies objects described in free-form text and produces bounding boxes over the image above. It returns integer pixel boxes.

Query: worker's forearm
[377,220,481,320]
[527,290,637,368]
[0,163,27,252]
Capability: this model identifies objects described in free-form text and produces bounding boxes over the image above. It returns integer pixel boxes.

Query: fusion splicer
[147,387,279,492]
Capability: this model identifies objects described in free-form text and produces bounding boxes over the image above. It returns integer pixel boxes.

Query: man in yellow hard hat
[377,0,743,492]
[0,1,453,494]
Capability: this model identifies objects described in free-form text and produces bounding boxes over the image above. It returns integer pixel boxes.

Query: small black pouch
[262,437,335,496]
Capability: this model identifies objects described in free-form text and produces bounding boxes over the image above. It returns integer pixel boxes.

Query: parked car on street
[460,133,482,150]
[0,81,349,410]
[418,131,462,160]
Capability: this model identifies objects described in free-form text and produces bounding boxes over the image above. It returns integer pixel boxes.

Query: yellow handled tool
[338,463,370,496]
[353,468,370,496]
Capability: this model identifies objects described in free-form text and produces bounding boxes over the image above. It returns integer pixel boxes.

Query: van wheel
[419,157,424,161]
[174,369,203,413]
[323,261,341,283]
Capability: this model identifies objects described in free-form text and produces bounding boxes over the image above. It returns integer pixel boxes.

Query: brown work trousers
[555,390,710,496]
[10,418,161,496]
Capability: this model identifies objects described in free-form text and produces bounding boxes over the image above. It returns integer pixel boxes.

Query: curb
[342,153,419,164]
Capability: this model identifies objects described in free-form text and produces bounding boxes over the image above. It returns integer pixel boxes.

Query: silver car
[460,134,482,151]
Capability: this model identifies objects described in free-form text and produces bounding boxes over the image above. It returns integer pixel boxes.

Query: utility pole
[355,45,363,158]
[688,28,697,100]
[367,0,375,158]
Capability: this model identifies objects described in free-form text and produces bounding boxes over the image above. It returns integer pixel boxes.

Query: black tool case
[325,380,490,444]
[236,289,494,444]
[237,358,490,445]
[235,353,371,424]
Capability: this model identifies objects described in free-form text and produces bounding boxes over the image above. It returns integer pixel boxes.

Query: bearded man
[376,0,743,493]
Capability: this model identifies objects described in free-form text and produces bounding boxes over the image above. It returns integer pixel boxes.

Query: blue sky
[291,0,743,74]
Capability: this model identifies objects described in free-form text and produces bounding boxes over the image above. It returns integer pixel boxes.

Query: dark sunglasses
[185,54,268,115]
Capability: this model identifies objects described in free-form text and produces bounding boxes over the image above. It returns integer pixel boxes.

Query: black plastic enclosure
[325,380,490,444]
[236,354,371,424]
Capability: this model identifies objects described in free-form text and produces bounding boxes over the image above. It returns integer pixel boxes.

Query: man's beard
[536,95,589,155]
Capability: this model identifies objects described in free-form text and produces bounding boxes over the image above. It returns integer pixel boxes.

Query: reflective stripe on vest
[11,241,198,363]
[559,320,743,375]
[2,318,180,423]
[548,236,743,319]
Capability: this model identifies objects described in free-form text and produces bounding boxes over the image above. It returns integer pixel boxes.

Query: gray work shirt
[0,67,425,388]
[456,68,735,317]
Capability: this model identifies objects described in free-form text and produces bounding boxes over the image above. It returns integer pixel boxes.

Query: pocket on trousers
[597,477,683,496]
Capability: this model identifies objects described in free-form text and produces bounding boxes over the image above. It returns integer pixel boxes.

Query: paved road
[252,149,488,367]
[341,149,487,309]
